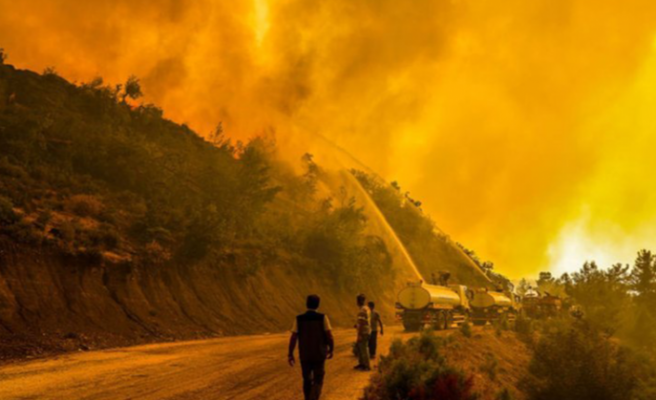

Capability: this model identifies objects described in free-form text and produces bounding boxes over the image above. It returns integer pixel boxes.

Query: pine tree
[630,250,656,307]
[517,278,530,296]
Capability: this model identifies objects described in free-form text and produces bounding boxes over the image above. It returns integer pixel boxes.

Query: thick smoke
[2,0,656,277]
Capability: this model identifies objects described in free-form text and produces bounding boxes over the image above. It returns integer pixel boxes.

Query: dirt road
[0,326,414,400]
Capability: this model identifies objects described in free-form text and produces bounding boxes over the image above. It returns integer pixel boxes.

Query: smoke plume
[2,0,656,277]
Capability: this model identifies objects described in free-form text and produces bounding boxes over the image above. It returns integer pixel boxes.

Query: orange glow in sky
[2,0,656,278]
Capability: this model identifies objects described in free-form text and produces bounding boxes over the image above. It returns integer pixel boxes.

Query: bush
[0,195,19,225]
[498,314,510,331]
[480,353,498,382]
[524,320,639,400]
[87,224,120,250]
[496,388,513,400]
[43,66,58,77]
[144,241,171,264]
[5,220,41,245]
[514,315,535,342]
[36,209,53,228]
[66,195,103,218]
[57,220,77,243]
[0,158,29,180]
[362,330,479,400]
[460,321,472,338]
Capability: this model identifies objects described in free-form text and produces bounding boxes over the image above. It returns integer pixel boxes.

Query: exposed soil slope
[0,238,399,360]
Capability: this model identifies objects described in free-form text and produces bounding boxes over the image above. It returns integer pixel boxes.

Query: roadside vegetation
[362,331,478,400]
[363,327,531,400]
[522,318,651,400]
[518,249,656,400]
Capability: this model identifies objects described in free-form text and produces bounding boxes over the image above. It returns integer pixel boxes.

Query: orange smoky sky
[2,0,656,278]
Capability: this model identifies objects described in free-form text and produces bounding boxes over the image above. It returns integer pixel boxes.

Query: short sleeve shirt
[370,311,381,332]
[357,306,371,335]
[291,312,332,333]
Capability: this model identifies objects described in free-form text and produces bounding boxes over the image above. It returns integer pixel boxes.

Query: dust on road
[0,326,414,400]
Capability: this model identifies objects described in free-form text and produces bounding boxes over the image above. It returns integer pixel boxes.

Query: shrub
[460,321,472,338]
[100,225,120,249]
[362,330,479,400]
[87,224,120,250]
[66,195,103,217]
[499,314,510,331]
[514,315,535,343]
[0,195,19,225]
[496,388,513,400]
[36,210,53,228]
[5,220,41,245]
[43,66,58,77]
[524,320,639,400]
[480,353,498,382]
[57,220,77,243]
[0,158,29,180]
[144,241,171,264]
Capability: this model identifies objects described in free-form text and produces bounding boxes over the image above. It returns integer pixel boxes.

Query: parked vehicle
[469,289,520,326]
[396,281,470,331]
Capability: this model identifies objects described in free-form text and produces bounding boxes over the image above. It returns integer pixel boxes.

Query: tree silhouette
[122,75,143,102]
[631,250,656,306]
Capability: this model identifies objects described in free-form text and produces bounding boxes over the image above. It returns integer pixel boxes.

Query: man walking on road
[354,294,371,371]
[288,295,334,400]
[368,301,384,359]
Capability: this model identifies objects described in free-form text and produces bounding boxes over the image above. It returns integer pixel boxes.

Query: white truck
[396,281,470,331]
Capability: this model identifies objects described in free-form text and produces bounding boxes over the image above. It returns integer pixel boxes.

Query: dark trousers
[300,359,325,400]
[369,331,378,358]
[357,334,371,368]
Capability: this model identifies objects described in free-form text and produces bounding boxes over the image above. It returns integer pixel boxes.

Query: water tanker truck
[396,282,470,331]
[523,291,562,318]
[469,289,520,326]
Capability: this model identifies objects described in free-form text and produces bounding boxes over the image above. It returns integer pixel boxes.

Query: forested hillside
[0,62,489,359]
[351,170,491,287]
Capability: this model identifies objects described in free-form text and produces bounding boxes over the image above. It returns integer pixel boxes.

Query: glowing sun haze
[2,0,656,278]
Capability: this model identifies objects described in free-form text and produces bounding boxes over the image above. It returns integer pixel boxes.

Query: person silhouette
[288,295,334,400]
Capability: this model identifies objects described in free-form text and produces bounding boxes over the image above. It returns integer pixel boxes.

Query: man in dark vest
[288,294,334,400]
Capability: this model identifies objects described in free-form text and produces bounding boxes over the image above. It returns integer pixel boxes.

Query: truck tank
[469,290,519,326]
[397,282,462,310]
[470,291,512,309]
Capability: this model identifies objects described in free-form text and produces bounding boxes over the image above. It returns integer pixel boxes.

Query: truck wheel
[444,312,451,330]
[404,322,421,331]
[403,318,422,332]
[434,312,445,331]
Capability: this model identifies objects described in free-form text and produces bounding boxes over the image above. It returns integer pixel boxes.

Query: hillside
[0,63,491,359]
